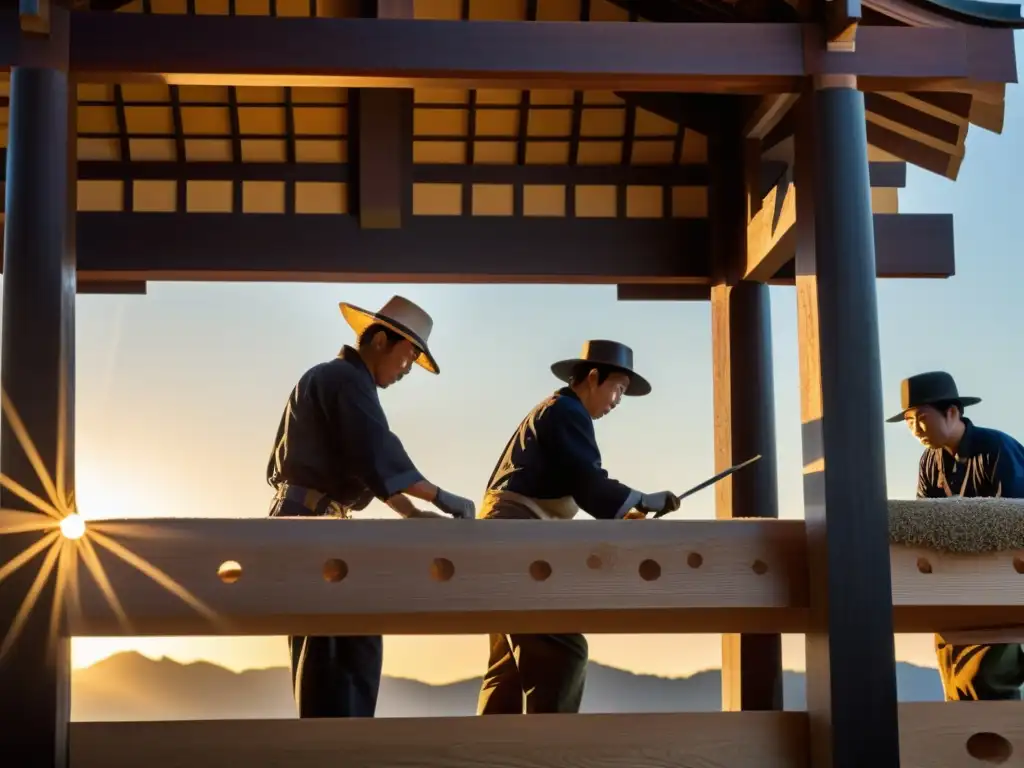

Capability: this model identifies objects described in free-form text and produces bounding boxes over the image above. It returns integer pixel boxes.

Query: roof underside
[0,0,1000,214]
[0,0,1016,287]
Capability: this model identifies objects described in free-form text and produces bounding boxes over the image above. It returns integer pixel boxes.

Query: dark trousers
[271,495,383,718]
[936,638,1024,700]
[477,632,588,714]
[288,634,383,718]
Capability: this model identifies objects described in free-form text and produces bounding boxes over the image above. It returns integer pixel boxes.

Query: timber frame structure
[1,0,1023,767]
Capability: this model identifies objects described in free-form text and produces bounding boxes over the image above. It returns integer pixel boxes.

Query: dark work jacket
[484,387,640,520]
[916,418,1024,499]
[266,346,424,512]
[918,418,1024,700]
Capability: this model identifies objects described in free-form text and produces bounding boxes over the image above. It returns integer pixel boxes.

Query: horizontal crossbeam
[0,13,1016,92]
[63,214,711,284]
[40,507,1024,637]
[68,703,1024,768]
[0,157,907,189]
[21,211,947,285]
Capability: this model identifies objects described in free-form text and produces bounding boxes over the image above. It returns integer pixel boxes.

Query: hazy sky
[3,73,1023,685]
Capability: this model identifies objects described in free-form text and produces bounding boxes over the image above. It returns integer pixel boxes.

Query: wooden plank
[1,211,949,286]
[0,6,76,767]
[67,703,1024,768]
[70,712,809,768]
[792,81,901,768]
[892,544,1024,633]
[764,212,955,283]
[63,518,811,637]
[75,279,146,295]
[745,179,796,281]
[616,284,711,301]
[64,214,712,284]
[709,124,783,712]
[2,15,1009,92]
[745,94,799,140]
[48,512,1024,638]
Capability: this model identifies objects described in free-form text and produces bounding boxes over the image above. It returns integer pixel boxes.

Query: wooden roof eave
[854,0,1020,176]
[865,0,1024,28]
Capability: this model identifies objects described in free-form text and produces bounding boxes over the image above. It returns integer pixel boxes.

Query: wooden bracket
[19,0,51,36]
[825,0,860,52]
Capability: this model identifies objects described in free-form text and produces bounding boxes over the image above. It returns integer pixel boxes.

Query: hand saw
[653,454,763,518]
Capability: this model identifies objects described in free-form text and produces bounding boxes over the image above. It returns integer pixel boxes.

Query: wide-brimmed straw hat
[551,340,651,397]
[339,295,439,374]
[886,371,980,423]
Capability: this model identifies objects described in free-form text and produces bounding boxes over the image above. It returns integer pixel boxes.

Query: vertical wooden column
[709,116,783,712]
[0,4,77,768]
[354,0,413,229]
[793,76,900,768]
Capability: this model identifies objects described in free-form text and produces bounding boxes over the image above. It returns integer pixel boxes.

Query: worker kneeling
[475,340,680,715]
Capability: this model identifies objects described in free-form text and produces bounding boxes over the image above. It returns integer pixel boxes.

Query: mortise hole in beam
[639,559,661,581]
[917,557,933,574]
[966,732,1013,763]
[1013,556,1024,574]
[586,554,603,570]
[751,559,768,576]
[217,560,242,584]
[431,558,455,582]
[323,558,348,583]
[530,560,553,581]
[687,552,703,569]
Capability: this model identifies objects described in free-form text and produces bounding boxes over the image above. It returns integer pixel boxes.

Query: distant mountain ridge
[71,652,944,721]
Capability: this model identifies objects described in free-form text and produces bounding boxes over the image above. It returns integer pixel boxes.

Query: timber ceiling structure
[0,0,1020,293]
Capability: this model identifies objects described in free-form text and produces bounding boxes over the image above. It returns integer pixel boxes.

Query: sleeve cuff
[376,468,426,500]
[612,490,643,519]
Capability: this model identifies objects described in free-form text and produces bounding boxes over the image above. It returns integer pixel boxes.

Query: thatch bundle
[889,497,1024,554]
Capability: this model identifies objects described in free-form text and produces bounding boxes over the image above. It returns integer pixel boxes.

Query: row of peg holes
[216,555,771,584]
[916,556,1024,575]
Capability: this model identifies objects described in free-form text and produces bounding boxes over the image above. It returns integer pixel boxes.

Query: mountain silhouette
[71,651,944,720]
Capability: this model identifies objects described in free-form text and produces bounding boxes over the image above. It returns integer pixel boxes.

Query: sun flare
[59,513,86,540]
[0,387,219,661]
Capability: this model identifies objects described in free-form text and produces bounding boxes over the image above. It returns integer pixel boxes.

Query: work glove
[636,491,681,516]
[433,488,476,519]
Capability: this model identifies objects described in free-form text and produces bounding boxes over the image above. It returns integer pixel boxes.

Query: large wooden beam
[792,79,900,767]
[31,511,1024,638]
[748,207,955,283]
[709,124,783,712]
[68,703,1024,768]
[63,214,713,284]
[72,712,806,768]
[0,5,76,768]
[63,517,811,637]
[0,14,1016,92]
[0,210,952,286]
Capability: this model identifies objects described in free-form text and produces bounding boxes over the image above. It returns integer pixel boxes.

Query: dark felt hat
[886,371,980,423]
[551,340,651,397]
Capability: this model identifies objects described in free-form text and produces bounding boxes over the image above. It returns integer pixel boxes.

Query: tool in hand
[653,454,763,518]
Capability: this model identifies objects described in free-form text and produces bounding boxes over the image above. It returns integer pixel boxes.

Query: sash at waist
[479,489,579,521]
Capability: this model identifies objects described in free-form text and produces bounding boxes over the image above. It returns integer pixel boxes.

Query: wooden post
[0,4,76,767]
[709,119,783,712]
[793,76,900,767]
[354,0,413,229]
